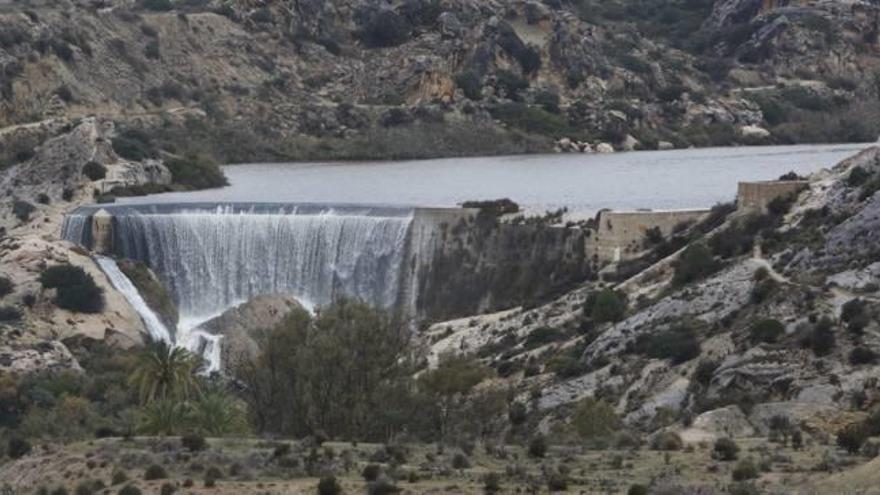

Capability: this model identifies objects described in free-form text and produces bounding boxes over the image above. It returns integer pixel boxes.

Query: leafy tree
[129,342,201,405]
[165,154,228,190]
[571,397,619,441]
[419,355,491,437]
[82,161,106,181]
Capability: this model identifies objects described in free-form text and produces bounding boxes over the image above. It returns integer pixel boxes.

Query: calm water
[121,143,871,214]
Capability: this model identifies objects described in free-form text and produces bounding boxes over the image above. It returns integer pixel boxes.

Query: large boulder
[680,406,756,443]
[196,294,304,369]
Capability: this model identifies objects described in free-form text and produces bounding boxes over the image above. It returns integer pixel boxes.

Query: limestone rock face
[680,406,756,443]
[0,236,147,346]
[197,294,304,369]
[703,0,789,30]
[0,337,81,375]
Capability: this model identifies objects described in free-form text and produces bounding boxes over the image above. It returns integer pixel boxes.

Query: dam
[62,175,812,334]
[62,204,431,325]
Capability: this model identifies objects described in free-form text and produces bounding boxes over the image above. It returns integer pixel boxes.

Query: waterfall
[94,255,223,372]
[61,211,92,249]
[94,255,173,345]
[107,204,415,324]
[66,204,416,372]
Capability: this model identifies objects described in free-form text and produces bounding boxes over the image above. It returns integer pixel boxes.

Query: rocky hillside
[2,0,880,166]
[419,145,880,486]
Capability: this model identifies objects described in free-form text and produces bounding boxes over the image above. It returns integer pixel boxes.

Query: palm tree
[190,389,249,436]
[129,341,201,405]
[138,398,190,436]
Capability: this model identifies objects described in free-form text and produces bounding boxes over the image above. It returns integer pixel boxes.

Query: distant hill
[2,0,880,165]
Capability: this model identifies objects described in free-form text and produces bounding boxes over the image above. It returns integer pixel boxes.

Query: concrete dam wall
[61,203,593,323]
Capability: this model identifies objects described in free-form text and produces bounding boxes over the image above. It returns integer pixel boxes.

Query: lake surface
[121,143,871,215]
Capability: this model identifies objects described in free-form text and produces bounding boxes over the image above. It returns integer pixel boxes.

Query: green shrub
[140,0,173,11]
[112,129,157,161]
[181,434,206,451]
[362,464,381,482]
[842,299,867,323]
[0,305,22,321]
[455,71,482,100]
[0,276,13,297]
[637,324,700,364]
[628,485,648,495]
[672,243,719,287]
[712,437,740,461]
[358,10,410,48]
[111,470,128,485]
[751,278,777,304]
[546,472,568,492]
[650,431,683,451]
[534,90,560,113]
[117,485,142,495]
[82,161,107,181]
[850,346,877,366]
[483,472,501,493]
[750,319,785,344]
[731,459,759,481]
[164,154,227,190]
[693,360,718,387]
[494,70,530,101]
[528,435,547,458]
[366,479,399,495]
[317,476,342,495]
[490,102,572,136]
[13,200,36,222]
[144,40,160,60]
[847,166,871,187]
[144,464,168,480]
[451,452,470,469]
[585,288,627,323]
[7,437,31,458]
[75,481,105,495]
[159,483,175,495]
[40,264,104,313]
[802,317,836,356]
[571,397,619,440]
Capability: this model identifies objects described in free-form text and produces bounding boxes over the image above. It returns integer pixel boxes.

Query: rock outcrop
[196,294,304,369]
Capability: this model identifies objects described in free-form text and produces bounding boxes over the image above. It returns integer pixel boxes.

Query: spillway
[63,203,416,327]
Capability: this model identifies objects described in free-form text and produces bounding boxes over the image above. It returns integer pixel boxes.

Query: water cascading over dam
[63,204,417,329]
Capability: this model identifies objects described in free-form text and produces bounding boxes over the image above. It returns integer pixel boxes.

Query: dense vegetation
[39,264,104,313]
[233,300,505,444]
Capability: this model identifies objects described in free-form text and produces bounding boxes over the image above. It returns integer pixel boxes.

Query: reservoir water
[119,143,871,214]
